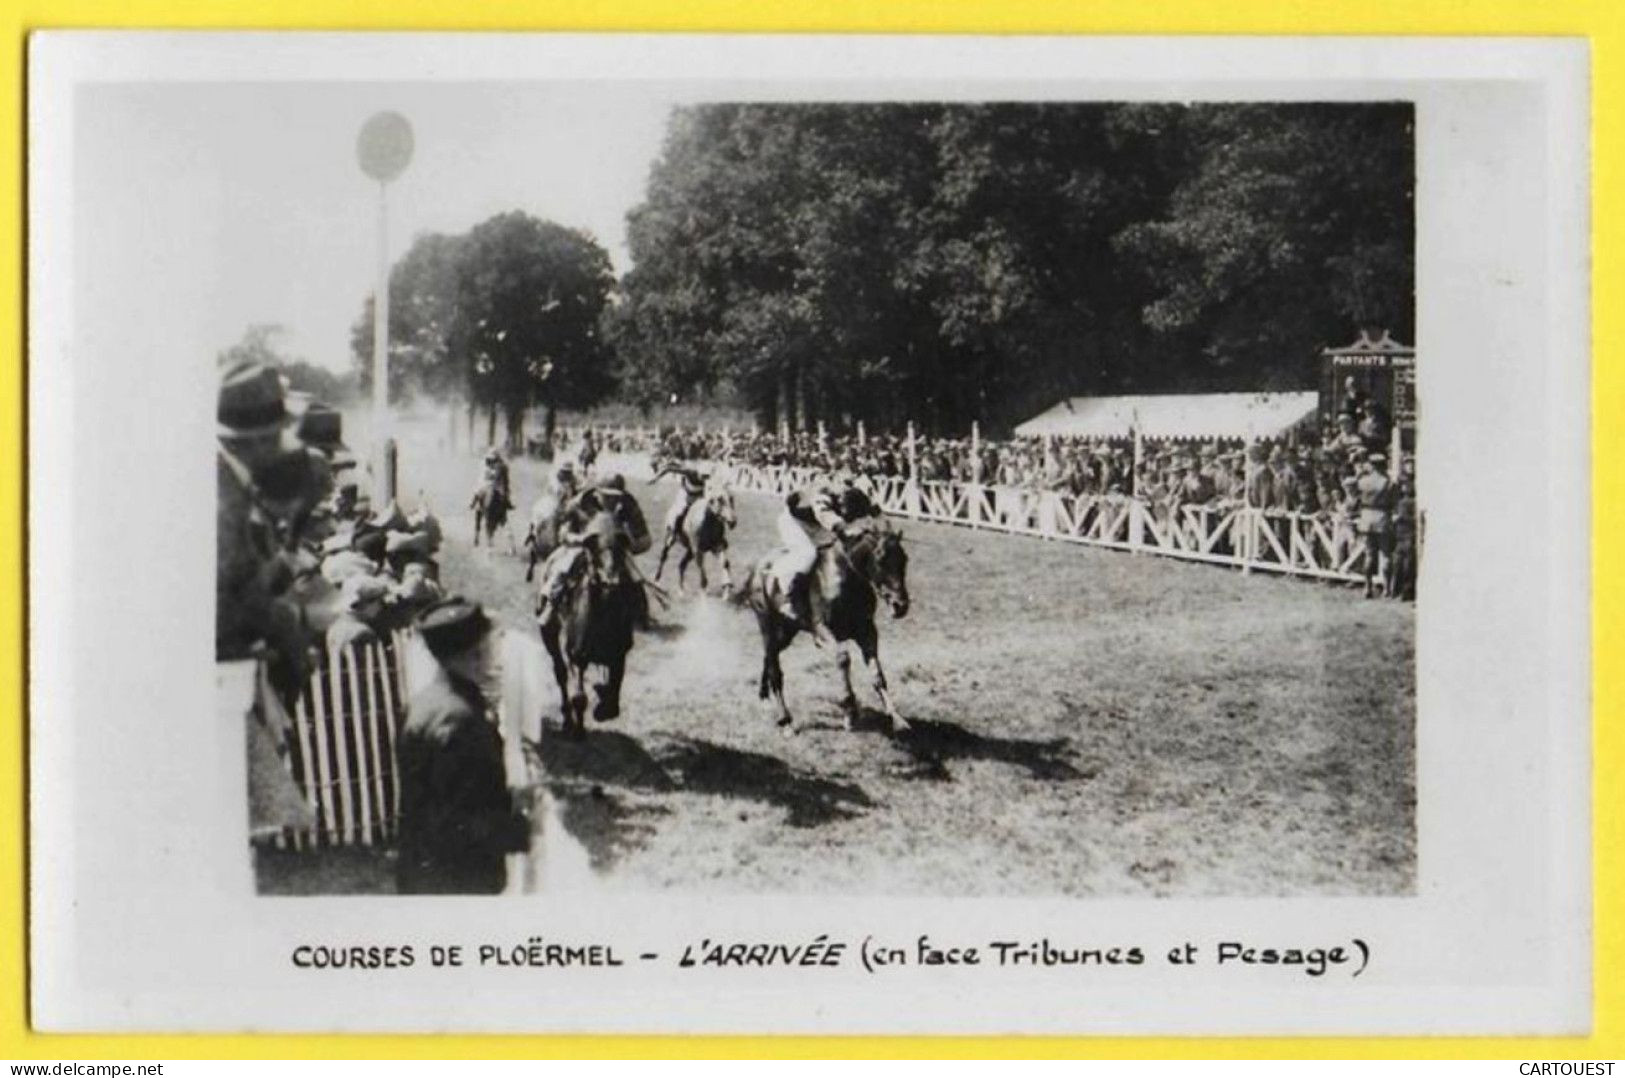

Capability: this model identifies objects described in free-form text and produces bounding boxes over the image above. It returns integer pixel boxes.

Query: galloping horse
[536,503,642,737]
[522,492,563,583]
[654,488,737,593]
[470,480,516,552]
[738,519,911,732]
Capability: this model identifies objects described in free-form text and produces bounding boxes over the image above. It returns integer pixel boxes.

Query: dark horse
[739,520,911,732]
[654,488,737,594]
[536,504,641,738]
[470,480,515,552]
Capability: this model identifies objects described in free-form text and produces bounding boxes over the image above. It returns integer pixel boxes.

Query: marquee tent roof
[1014,391,1321,441]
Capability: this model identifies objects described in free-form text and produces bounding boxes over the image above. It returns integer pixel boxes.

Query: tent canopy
[1014,391,1321,441]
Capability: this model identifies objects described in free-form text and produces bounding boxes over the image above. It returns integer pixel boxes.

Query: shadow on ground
[887,713,1093,782]
[657,735,874,827]
[637,618,688,641]
[547,785,673,872]
[534,724,678,792]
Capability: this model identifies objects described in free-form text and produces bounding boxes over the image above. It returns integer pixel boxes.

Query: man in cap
[326,576,390,652]
[396,598,530,895]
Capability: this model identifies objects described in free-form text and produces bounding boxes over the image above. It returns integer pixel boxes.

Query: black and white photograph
[219,92,1420,900]
[28,34,1588,1036]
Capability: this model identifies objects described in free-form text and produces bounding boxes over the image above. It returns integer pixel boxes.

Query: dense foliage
[609,102,1413,435]
[351,212,616,446]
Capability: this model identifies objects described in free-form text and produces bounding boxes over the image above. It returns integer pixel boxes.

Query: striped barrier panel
[710,462,1374,586]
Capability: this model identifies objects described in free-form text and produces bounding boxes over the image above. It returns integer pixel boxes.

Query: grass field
[263,427,1415,898]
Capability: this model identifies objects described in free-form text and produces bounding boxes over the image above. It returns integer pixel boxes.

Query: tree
[351,231,467,406]
[611,101,1416,432]
[1113,103,1414,388]
[350,214,617,448]
[450,212,615,450]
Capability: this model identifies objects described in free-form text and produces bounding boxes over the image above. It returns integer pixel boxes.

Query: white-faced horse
[654,488,737,593]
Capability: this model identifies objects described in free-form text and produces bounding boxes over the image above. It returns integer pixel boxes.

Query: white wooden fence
[714,461,1369,584]
[553,422,1372,586]
[261,629,546,852]
[261,632,414,850]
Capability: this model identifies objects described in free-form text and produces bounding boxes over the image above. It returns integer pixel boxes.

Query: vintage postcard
[27,32,1588,1035]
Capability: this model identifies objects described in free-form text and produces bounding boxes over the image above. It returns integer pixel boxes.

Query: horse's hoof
[890,717,912,735]
[776,714,793,729]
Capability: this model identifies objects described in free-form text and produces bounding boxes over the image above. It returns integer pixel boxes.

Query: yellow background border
[5,0,1615,1060]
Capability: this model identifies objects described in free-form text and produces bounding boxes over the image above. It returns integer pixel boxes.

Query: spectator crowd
[561,380,1415,600]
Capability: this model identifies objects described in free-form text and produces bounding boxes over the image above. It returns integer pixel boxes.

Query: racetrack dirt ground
[259,425,1415,898]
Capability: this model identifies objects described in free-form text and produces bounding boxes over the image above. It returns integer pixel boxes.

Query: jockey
[553,461,581,501]
[774,473,882,632]
[652,460,710,531]
[536,472,652,626]
[480,446,511,508]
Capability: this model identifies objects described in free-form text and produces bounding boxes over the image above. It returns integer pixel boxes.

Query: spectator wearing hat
[1327,413,1364,460]
[396,598,530,895]
[217,360,329,690]
[1356,453,1398,598]
[326,576,390,652]
[391,562,444,621]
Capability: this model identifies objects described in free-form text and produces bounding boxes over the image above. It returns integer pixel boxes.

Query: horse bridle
[834,528,901,601]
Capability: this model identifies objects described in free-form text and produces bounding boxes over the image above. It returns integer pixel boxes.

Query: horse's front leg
[758,612,793,729]
[855,625,908,733]
[718,544,735,597]
[568,660,590,736]
[694,548,709,593]
[835,642,860,729]
[676,547,693,593]
[594,652,625,722]
[541,624,575,735]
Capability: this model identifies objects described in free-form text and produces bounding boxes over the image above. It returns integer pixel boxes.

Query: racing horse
[470,479,516,552]
[536,497,643,737]
[654,487,737,594]
[522,492,564,583]
[738,519,911,732]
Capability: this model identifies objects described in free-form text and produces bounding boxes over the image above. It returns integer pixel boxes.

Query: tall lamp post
[356,110,414,504]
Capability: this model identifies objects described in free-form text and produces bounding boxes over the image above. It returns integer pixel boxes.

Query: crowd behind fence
[553,420,1417,595]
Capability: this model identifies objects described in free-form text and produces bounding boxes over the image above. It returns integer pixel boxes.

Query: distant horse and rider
[470,446,517,552]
